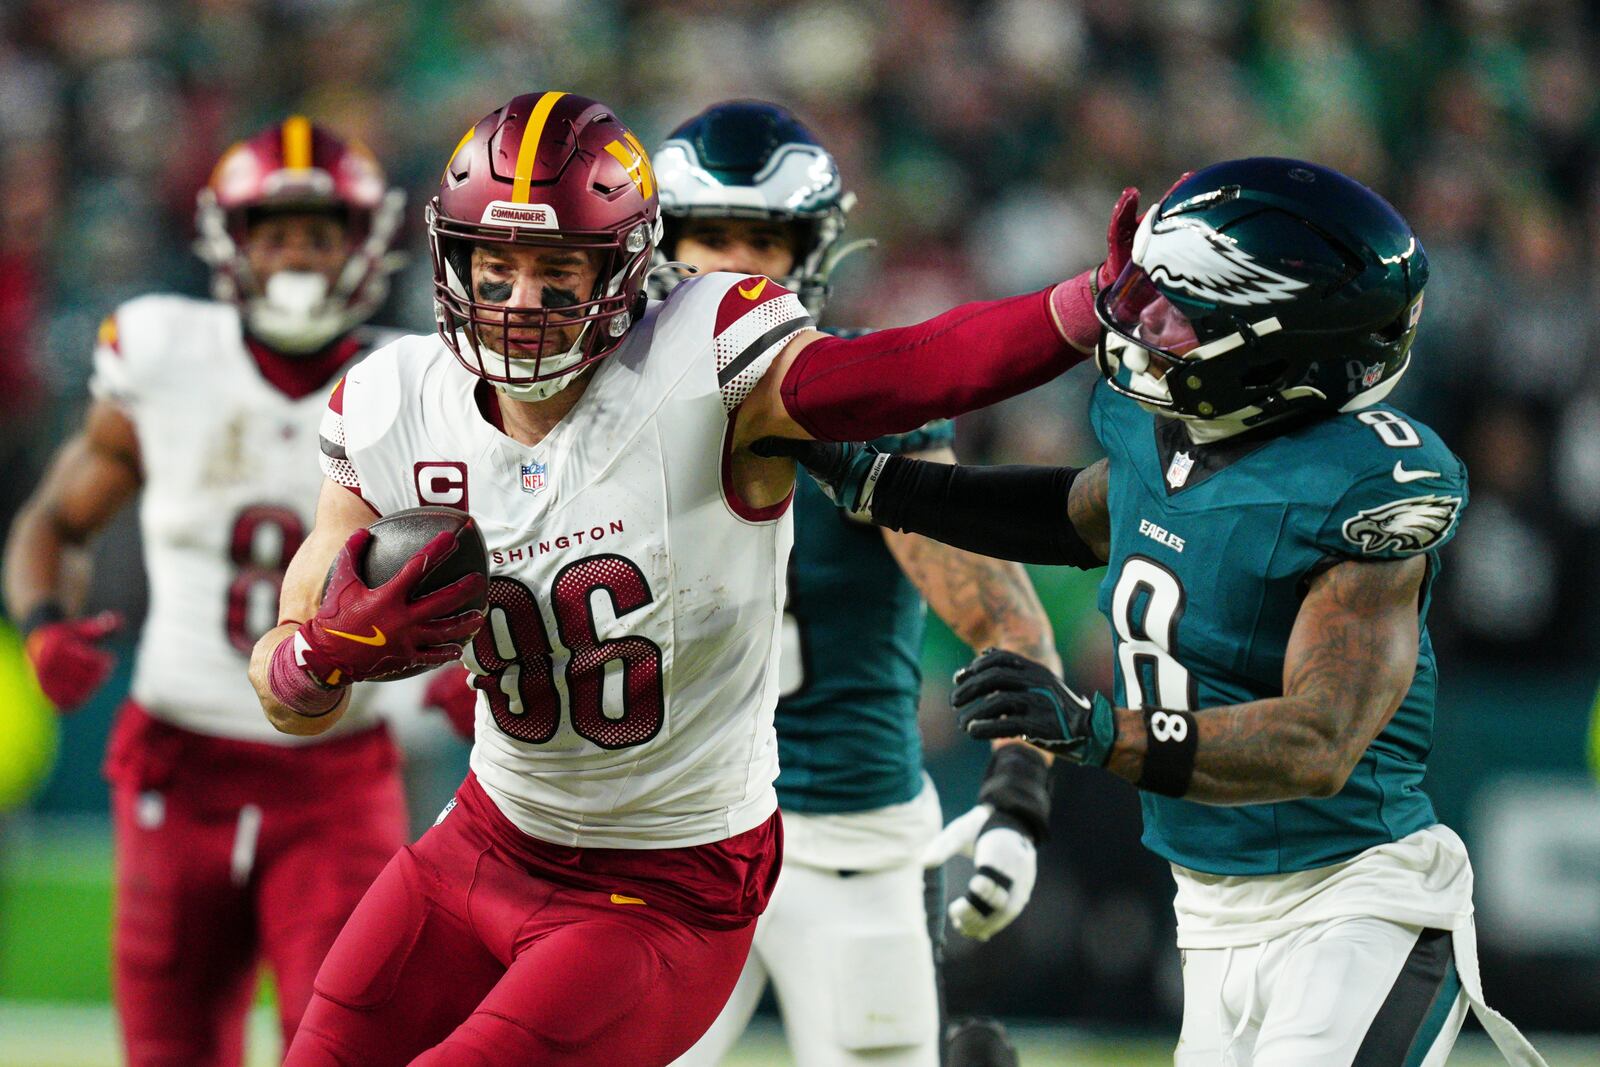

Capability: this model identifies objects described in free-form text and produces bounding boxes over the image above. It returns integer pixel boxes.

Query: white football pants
[672,856,940,1067]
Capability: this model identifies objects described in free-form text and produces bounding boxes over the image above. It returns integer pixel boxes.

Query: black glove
[952,649,1116,766]
[750,437,887,517]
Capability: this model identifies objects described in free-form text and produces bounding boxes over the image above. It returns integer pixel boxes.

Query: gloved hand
[1046,186,1143,353]
[952,648,1116,766]
[294,527,487,687]
[24,609,122,713]
[424,665,478,740]
[750,438,887,518]
[923,744,1052,942]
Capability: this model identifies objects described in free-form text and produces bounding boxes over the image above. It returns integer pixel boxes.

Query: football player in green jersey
[656,101,1058,1067]
[763,159,1546,1066]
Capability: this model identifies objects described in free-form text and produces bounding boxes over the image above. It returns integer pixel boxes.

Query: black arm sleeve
[867,457,1104,568]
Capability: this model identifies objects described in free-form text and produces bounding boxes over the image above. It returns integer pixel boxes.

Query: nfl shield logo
[520,461,548,495]
[1166,450,1195,489]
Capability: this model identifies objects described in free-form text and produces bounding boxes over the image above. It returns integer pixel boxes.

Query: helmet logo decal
[605,133,655,198]
[1143,217,1310,307]
[1341,494,1461,554]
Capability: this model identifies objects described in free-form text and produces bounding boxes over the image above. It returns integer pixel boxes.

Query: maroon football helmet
[195,116,405,353]
[428,91,661,399]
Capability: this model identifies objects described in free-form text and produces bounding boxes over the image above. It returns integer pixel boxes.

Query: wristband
[20,601,66,637]
[267,633,343,718]
[977,744,1053,843]
[1137,708,1197,797]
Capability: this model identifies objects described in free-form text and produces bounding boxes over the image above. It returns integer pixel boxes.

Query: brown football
[318,507,490,682]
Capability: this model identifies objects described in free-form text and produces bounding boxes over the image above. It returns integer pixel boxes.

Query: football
[362,506,490,604]
[321,506,491,680]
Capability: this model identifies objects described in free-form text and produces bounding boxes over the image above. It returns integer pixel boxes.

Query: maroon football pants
[107,703,408,1067]
[286,775,780,1067]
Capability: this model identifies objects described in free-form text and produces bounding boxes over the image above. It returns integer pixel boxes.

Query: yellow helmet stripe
[443,124,477,182]
[511,91,567,204]
[283,115,313,170]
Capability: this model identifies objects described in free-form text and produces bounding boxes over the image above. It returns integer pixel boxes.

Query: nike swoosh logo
[1392,461,1442,484]
[324,624,387,647]
[610,893,647,906]
[738,277,768,300]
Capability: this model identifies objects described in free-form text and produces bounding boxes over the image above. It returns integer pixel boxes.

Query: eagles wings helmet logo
[1341,494,1462,554]
[1141,217,1310,307]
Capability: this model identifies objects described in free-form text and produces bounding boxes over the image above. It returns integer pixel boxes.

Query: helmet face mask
[427,92,660,400]
[195,117,404,355]
[1094,158,1428,438]
[652,101,863,318]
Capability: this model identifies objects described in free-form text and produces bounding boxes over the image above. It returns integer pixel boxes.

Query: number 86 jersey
[323,273,810,848]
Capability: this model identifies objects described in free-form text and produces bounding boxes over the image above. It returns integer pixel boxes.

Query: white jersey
[322,272,812,848]
[90,295,400,744]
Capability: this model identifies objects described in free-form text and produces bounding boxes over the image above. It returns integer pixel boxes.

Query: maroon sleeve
[778,288,1087,442]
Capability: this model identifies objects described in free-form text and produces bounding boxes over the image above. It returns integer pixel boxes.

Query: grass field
[5,818,1597,1065]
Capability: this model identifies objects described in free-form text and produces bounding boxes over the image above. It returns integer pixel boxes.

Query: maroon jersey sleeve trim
[719,412,792,523]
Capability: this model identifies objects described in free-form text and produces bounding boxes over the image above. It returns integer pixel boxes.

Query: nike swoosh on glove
[296,526,487,687]
[750,437,887,518]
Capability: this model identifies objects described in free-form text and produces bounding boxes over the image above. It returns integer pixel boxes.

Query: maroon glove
[25,609,122,713]
[424,665,478,740]
[1047,186,1142,354]
[293,527,486,688]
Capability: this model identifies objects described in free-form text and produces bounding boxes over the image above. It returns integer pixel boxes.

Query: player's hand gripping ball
[297,507,489,686]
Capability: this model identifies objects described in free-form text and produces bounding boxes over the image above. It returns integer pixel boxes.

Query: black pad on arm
[869,459,1102,569]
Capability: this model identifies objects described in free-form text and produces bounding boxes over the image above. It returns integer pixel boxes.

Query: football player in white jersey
[656,100,1054,1067]
[3,118,411,1066]
[248,90,1143,1067]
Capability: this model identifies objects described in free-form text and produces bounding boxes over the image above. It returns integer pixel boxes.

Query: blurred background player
[768,158,1546,1065]
[2,118,412,1066]
[655,100,1054,1067]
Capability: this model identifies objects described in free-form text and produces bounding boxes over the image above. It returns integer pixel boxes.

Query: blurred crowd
[3,0,1597,660]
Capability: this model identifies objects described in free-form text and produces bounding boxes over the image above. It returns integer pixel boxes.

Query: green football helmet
[652,100,867,318]
[1095,158,1428,437]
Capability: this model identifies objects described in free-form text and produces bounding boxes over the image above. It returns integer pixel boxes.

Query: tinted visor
[1094,260,1203,365]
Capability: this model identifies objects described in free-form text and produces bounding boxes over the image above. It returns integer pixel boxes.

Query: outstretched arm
[732,189,1143,450]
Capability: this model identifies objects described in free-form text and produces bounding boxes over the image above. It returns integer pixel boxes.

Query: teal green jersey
[774,421,955,814]
[1089,381,1468,876]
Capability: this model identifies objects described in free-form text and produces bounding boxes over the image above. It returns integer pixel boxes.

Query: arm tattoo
[1105,555,1425,804]
[1067,459,1111,562]
[885,529,1060,673]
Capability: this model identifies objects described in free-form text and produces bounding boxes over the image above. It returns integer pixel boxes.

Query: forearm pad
[779,289,1083,441]
[869,458,1103,568]
[979,744,1054,843]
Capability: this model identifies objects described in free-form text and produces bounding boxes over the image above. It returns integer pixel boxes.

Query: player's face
[1135,293,1199,376]
[469,242,603,358]
[674,219,797,280]
[245,212,349,286]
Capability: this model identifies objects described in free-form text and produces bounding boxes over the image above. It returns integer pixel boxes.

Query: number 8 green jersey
[1089,381,1469,876]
